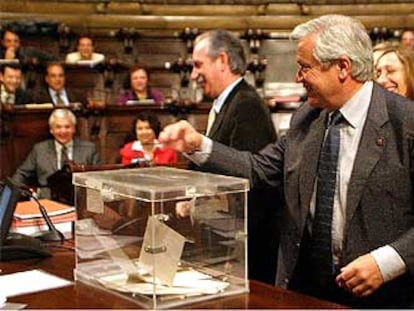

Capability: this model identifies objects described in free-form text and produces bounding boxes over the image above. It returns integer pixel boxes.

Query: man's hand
[4,47,16,60]
[336,253,384,297]
[158,120,203,153]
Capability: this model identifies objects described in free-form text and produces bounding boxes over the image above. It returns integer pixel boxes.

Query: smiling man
[0,64,32,105]
[32,62,85,106]
[12,108,100,198]
[65,36,105,64]
[159,15,414,308]
[186,29,280,285]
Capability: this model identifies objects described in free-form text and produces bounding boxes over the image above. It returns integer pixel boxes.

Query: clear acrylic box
[73,167,249,309]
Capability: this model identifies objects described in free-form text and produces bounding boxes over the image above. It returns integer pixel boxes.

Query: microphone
[18,185,65,243]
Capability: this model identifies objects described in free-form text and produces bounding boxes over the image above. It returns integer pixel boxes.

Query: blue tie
[310,110,343,282]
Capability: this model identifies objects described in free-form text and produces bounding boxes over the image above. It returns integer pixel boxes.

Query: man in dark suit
[0,64,31,105]
[189,29,280,284]
[31,62,85,106]
[0,28,56,66]
[12,108,100,199]
[159,15,414,308]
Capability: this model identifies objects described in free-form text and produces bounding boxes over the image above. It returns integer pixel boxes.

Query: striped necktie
[310,110,344,284]
[60,144,69,169]
[56,92,65,106]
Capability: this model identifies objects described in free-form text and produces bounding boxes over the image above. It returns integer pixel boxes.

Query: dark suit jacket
[12,138,100,199]
[0,86,32,105]
[31,87,86,106]
[0,46,57,66]
[14,88,32,105]
[203,83,414,307]
[205,79,280,284]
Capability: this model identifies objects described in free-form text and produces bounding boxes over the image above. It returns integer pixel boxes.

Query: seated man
[12,108,100,199]
[0,28,57,66]
[65,36,105,64]
[0,64,32,105]
[31,62,86,106]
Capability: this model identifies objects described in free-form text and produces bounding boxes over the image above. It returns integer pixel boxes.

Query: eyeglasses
[296,63,321,77]
[296,61,334,77]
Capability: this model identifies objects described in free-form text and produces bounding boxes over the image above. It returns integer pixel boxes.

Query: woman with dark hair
[375,44,414,100]
[120,111,177,165]
[117,64,164,105]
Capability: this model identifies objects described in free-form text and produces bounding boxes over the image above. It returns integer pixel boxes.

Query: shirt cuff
[183,136,213,165]
[370,245,407,282]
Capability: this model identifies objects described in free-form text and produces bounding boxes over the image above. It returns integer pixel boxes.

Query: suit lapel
[208,80,244,138]
[46,140,58,171]
[72,139,81,163]
[346,85,388,223]
[299,109,327,213]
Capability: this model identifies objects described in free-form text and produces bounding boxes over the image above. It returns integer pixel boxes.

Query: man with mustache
[188,29,280,285]
[160,15,414,308]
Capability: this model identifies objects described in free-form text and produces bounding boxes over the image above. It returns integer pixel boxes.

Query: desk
[1,246,345,309]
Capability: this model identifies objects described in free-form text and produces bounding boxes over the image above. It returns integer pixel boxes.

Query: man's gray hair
[291,14,373,82]
[194,29,246,75]
[48,108,76,127]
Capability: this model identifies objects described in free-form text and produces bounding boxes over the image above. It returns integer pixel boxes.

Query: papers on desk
[97,267,229,296]
[11,199,76,239]
[126,99,155,105]
[0,59,19,65]
[24,103,54,109]
[0,269,72,298]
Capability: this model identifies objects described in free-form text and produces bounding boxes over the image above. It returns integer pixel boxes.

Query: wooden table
[1,244,346,309]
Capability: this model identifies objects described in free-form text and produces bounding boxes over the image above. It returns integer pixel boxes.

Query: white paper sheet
[0,269,72,297]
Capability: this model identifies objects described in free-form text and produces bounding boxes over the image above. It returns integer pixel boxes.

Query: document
[139,216,186,287]
[0,269,72,297]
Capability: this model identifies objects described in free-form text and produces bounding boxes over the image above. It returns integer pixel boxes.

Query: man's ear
[217,51,229,71]
[336,56,352,80]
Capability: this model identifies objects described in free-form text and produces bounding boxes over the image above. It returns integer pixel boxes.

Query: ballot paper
[97,267,229,296]
[0,269,72,297]
[139,216,186,287]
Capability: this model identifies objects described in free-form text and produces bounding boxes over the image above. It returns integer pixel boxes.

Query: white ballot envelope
[139,216,186,287]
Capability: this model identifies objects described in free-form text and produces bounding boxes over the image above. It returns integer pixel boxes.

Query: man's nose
[295,71,304,83]
[190,67,198,80]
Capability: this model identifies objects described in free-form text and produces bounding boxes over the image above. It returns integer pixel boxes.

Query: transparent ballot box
[73,167,249,309]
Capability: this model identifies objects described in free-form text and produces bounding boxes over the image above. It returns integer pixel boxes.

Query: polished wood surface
[1,244,346,309]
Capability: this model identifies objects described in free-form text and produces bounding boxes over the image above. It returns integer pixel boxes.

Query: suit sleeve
[202,136,285,190]
[11,146,39,186]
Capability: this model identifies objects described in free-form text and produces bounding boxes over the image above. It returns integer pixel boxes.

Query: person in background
[117,64,165,105]
[65,35,105,64]
[401,29,414,51]
[0,64,32,105]
[120,111,177,165]
[375,44,414,100]
[0,28,56,65]
[181,29,280,285]
[12,108,100,199]
[159,14,414,308]
[372,41,399,66]
[31,62,85,106]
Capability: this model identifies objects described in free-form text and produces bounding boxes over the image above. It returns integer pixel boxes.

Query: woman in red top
[120,111,177,165]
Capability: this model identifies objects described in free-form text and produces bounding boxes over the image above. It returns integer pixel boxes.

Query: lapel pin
[376,137,385,146]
